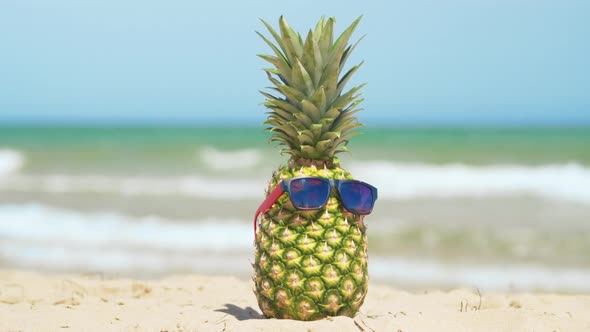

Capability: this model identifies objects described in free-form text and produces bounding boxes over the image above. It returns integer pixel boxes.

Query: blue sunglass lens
[339,181,375,215]
[288,178,330,209]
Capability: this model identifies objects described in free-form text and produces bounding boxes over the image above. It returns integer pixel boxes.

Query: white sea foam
[199,146,261,171]
[0,204,252,251]
[1,204,590,291]
[0,174,267,200]
[0,204,590,291]
[0,204,254,274]
[2,161,590,203]
[0,149,24,176]
[370,257,590,292]
[350,161,590,204]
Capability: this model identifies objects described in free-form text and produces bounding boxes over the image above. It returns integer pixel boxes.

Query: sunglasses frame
[280,177,378,213]
[253,176,378,238]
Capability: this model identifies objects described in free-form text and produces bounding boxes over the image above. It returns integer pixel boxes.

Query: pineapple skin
[253,165,368,320]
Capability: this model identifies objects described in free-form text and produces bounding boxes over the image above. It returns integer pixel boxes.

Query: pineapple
[254,16,368,320]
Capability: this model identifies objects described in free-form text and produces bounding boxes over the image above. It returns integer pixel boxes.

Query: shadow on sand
[215,304,265,321]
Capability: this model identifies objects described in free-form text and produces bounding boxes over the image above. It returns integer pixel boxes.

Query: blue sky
[0,0,589,126]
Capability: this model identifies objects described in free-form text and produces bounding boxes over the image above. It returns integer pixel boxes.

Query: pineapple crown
[257,16,365,164]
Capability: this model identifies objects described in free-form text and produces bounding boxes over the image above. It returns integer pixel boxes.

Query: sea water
[1,127,590,291]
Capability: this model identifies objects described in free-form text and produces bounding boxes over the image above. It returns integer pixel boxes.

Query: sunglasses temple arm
[253,184,285,240]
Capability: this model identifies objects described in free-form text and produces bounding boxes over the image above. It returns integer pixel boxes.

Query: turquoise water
[1,126,590,290]
[1,127,590,174]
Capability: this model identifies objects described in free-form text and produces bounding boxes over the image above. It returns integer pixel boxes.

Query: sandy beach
[0,269,588,332]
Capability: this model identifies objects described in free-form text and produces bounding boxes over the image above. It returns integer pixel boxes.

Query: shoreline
[1,269,588,331]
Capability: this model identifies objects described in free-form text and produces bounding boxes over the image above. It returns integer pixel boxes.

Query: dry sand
[1,269,589,332]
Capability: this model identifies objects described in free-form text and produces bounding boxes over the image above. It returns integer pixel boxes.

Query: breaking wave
[0,204,251,252]
[0,149,24,176]
[199,146,261,171]
[1,204,589,291]
[349,161,590,204]
[1,161,590,203]
[0,204,253,275]
[0,174,267,200]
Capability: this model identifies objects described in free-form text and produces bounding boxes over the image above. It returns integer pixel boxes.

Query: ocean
[1,127,590,292]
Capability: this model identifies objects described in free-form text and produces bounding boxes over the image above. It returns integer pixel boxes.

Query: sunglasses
[254,177,378,237]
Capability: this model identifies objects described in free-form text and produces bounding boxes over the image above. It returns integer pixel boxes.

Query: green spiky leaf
[258,16,366,161]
